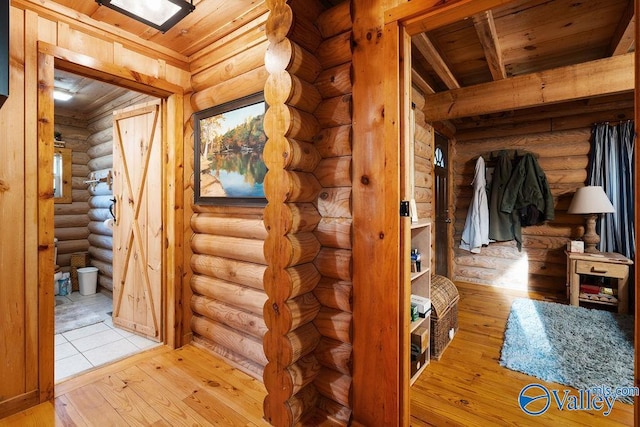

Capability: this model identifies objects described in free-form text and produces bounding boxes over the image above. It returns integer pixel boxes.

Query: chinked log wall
[187,12,270,379]
[85,92,155,292]
[452,98,635,294]
[411,88,436,270]
[263,0,354,425]
[53,117,90,271]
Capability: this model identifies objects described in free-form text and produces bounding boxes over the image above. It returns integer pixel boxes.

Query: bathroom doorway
[36,45,185,401]
[52,70,163,382]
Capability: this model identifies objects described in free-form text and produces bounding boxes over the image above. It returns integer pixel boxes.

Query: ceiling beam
[411,68,435,96]
[412,33,460,89]
[609,0,635,56]
[386,0,513,35]
[422,53,635,121]
[472,10,507,80]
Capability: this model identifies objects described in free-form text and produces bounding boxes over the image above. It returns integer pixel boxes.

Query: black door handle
[109,198,117,222]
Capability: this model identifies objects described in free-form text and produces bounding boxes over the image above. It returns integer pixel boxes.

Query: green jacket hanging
[500,153,555,249]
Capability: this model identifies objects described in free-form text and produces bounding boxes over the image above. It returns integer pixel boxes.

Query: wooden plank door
[434,132,451,277]
[112,100,163,342]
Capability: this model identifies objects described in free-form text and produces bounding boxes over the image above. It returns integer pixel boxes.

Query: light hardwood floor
[0,344,271,426]
[411,281,634,426]
[1,282,633,426]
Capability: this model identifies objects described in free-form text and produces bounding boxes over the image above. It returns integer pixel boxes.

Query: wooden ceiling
[45,0,635,119]
[411,0,635,121]
[44,0,268,58]
[412,0,635,92]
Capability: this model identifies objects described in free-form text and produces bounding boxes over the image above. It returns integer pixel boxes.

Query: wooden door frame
[36,42,185,401]
[382,0,639,425]
[378,3,517,424]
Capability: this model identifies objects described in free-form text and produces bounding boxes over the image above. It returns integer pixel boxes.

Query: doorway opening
[433,132,450,277]
[52,69,163,382]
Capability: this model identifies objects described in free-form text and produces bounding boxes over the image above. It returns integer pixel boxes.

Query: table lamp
[567,186,615,253]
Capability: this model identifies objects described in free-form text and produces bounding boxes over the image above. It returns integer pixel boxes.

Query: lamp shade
[567,186,615,214]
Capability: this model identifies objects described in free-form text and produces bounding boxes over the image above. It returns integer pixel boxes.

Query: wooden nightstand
[566,251,633,314]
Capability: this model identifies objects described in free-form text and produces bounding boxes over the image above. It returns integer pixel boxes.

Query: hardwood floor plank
[174,345,267,402]
[55,395,90,427]
[135,355,262,425]
[54,345,172,397]
[65,384,129,425]
[139,349,268,424]
[1,281,632,426]
[411,281,634,426]
[0,402,64,426]
[93,374,164,426]
[113,366,215,426]
[2,344,269,427]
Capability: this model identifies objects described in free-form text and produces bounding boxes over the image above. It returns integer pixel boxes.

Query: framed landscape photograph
[194,93,267,206]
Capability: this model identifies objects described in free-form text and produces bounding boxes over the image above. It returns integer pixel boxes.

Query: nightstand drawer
[575,260,628,278]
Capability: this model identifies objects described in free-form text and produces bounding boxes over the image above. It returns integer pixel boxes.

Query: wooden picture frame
[193,93,267,206]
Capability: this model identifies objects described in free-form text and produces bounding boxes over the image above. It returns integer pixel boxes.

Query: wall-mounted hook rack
[84,170,113,191]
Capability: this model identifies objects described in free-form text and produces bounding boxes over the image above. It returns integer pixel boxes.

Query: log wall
[86,92,155,292]
[452,97,635,295]
[262,1,354,425]
[312,2,353,424]
[53,117,90,272]
[187,11,270,381]
[411,88,436,271]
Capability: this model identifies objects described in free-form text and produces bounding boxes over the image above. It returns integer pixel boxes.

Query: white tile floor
[55,292,160,383]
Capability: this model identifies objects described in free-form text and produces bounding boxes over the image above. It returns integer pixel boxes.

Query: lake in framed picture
[194,93,267,206]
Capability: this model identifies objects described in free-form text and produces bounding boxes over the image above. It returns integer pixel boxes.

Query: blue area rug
[500,298,634,404]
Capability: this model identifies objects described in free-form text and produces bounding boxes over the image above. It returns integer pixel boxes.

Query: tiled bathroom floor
[55,291,161,383]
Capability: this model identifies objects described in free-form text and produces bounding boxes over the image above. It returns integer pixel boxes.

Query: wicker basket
[70,252,90,292]
[430,274,459,360]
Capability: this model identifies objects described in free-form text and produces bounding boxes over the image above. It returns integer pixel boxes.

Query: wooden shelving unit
[409,220,431,385]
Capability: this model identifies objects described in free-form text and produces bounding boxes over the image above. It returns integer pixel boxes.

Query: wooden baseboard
[0,390,40,419]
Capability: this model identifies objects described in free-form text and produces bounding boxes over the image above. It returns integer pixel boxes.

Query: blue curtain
[587,121,635,258]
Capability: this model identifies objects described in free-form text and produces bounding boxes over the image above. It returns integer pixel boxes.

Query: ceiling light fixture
[95,0,195,33]
[53,90,73,101]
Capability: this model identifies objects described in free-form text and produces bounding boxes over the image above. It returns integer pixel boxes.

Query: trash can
[77,266,99,295]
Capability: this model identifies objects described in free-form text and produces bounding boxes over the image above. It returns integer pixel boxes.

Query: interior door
[112,100,163,342]
[434,132,450,277]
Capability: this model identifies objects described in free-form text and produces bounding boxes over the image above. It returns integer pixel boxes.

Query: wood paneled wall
[0,6,31,416]
[187,12,270,380]
[53,117,90,271]
[452,97,635,295]
[1,3,189,417]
